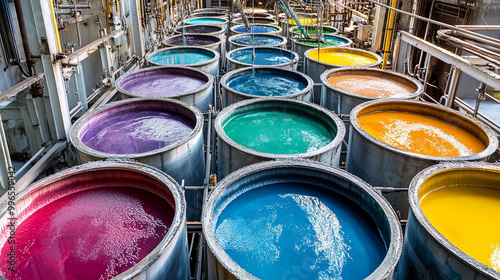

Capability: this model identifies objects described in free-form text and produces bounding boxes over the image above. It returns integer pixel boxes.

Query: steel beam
[61,29,124,66]
[0,73,45,102]
[0,114,13,190]
[399,31,500,90]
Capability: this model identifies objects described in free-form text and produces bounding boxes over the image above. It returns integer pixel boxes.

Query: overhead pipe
[381,0,396,69]
[367,0,500,46]
[233,0,251,31]
[277,0,309,39]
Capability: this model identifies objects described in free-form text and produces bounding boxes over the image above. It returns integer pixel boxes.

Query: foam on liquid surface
[214,183,387,280]
[80,109,194,154]
[0,187,174,280]
[358,111,485,157]
[227,72,306,96]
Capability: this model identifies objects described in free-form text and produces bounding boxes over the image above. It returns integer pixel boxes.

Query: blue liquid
[227,72,307,96]
[230,49,293,65]
[149,51,214,65]
[185,17,226,25]
[215,183,387,280]
[232,35,284,47]
[233,25,279,34]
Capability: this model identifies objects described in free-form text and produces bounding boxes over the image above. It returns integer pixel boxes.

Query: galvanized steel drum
[70,98,205,187]
[320,68,423,114]
[146,46,220,76]
[115,66,214,112]
[203,160,403,280]
[345,99,498,218]
[0,160,189,279]
[163,34,221,52]
[229,24,282,36]
[304,47,382,104]
[397,162,500,279]
[228,34,286,50]
[215,98,345,179]
[220,66,313,106]
[226,46,299,71]
[292,35,352,62]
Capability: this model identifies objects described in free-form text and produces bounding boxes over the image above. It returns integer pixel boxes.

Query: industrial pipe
[381,0,396,69]
[367,0,500,46]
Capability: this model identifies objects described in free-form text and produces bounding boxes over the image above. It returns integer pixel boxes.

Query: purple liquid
[121,74,207,97]
[80,109,195,154]
[0,187,174,280]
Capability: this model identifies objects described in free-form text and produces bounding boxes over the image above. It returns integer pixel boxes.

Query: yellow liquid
[287,18,317,25]
[420,185,500,272]
[308,49,377,66]
[358,111,485,157]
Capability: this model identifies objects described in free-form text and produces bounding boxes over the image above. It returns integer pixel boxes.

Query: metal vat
[193,8,229,14]
[220,66,313,106]
[233,12,273,19]
[0,160,188,279]
[146,46,220,76]
[229,24,282,36]
[228,34,286,50]
[292,35,352,62]
[115,66,214,112]
[173,25,225,41]
[304,47,382,104]
[320,68,423,114]
[226,46,299,71]
[232,17,277,26]
[190,12,228,19]
[345,99,498,218]
[163,34,221,52]
[183,17,228,31]
[396,162,500,280]
[203,160,403,280]
[70,98,205,187]
[214,98,345,178]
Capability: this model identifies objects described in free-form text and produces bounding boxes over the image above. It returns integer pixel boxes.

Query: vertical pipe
[48,0,61,53]
[0,114,13,190]
[381,0,396,70]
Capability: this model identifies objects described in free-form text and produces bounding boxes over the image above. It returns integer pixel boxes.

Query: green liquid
[298,35,349,47]
[223,110,335,154]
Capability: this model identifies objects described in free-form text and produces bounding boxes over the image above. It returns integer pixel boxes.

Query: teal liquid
[227,72,306,96]
[233,35,283,46]
[185,17,226,25]
[298,35,349,47]
[231,50,292,65]
[223,110,334,154]
[215,183,387,280]
[149,52,213,65]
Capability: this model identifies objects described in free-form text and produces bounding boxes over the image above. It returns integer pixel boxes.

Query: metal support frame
[129,0,145,58]
[74,63,89,112]
[444,67,461,107]
[398,31,500,90]
[0,114,13,189]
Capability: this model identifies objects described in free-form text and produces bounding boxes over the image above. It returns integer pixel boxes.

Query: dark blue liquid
[227,72,307,96]
[230,49,293,65]
[215,183,387,280]
[233,25,279,33]
[233,35,284,46]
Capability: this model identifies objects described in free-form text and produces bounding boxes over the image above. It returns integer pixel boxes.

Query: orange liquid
[358,111,485,157]
[327,74,415,98]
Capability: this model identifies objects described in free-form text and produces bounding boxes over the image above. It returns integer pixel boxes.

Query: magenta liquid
[0,187,174,280]
[120,74,207,97]
[80,109,195,154]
